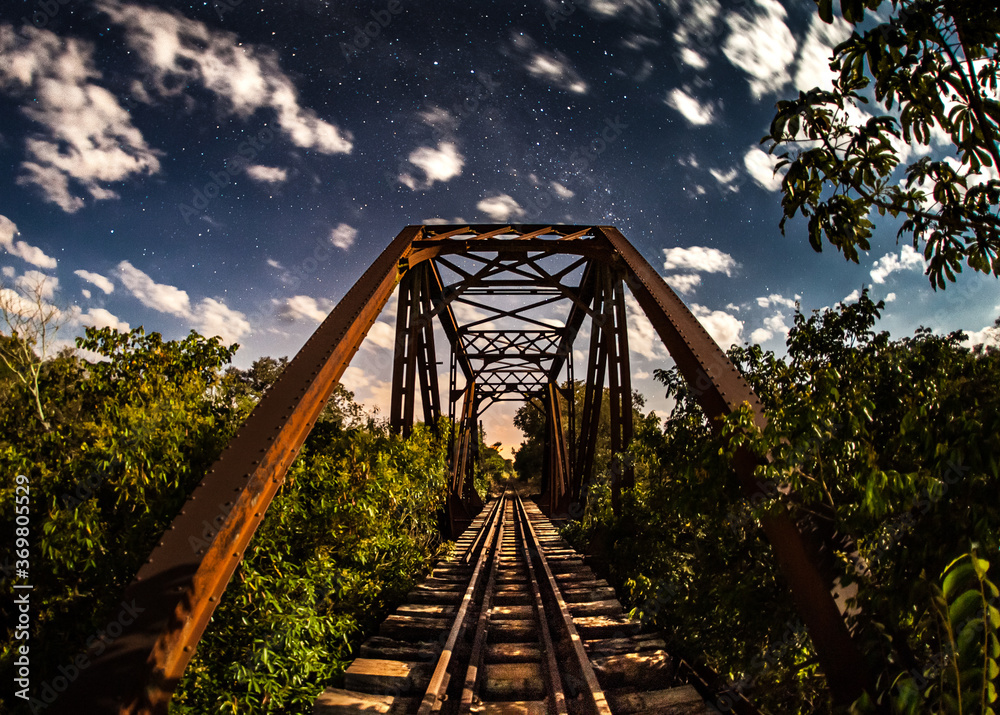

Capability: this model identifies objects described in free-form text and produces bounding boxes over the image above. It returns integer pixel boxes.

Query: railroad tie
[314,489,711,714]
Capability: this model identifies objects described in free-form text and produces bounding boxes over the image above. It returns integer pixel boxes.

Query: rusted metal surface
[55,226,421,714]
[390,262,442,435]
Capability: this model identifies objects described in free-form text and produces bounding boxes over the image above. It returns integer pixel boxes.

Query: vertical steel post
[604,267,634,510]
[390,267,416,436]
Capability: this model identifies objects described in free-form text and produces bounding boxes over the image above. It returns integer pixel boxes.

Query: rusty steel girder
[58,224,874,712]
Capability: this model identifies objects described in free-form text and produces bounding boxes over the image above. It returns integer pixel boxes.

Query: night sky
[2,0,998,451]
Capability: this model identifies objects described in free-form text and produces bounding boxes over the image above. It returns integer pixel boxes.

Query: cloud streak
[98,1,353,155]
[0,25,160,212]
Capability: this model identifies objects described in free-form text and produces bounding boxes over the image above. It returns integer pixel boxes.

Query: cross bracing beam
[60,223,876,713]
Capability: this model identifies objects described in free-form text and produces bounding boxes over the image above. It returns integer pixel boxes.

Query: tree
[564,293,1000,712]
[0,273,65,427]
[766,0,1000,288]
[512,382,646,486]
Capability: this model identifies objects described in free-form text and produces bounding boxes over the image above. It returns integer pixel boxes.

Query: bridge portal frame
[55,225,875,713]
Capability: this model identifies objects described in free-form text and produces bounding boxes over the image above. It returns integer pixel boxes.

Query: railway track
[315,488,712,714]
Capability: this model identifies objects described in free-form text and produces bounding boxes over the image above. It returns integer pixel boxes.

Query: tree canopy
[766,0,1000,288]
[561,293,1000,712]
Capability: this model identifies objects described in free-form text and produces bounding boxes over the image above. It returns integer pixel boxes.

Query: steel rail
[513,493,612,715]
[460,495,503,566]
[418,495,506,714]
[457,496,506,712]
[512,492,568,715]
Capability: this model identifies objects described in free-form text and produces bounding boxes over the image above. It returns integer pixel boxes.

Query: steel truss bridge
[55,225,876,713]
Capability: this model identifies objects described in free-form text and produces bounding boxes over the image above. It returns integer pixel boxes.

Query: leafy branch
[767,0,1000,289]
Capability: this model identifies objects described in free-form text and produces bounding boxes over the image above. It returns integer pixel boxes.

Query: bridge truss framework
[57,225,876,713]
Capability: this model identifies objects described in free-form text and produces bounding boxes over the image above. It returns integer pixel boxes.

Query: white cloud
[525,52,589,94]
[669,0,722,68]
[477,194,526,222]
[870,245,925,283]
[509,32,588,94]
[266,258,283,270]
[339,364,393,416]
[0,286,51,319]
[793,13,851,92]
[117,261,191,317]
[579,0,660,24]
[0,215,57,269]
[743,147,785,191]
[17,270,59,300]
[191,297,249,343]
[363,320,396,351]
[756,293,796,309]
[0,25,160,212]
[398,141,465,190]
[329,223,357,250]
[625,293,669,361]
[665,87,717,126]
[964,323,1000,349]
[679,46,709,70]
[662,246,737,275]
[551,181,575,199]
[692,303,743,349]
[79,307,129,332]
[418,105,458,135]
[245,165,288,184]
[117,260,247,341]
[722,0,796,97]
[750,311,790,344]
[98,1,352,154]
[842,289,861,303]
[665,273,702,295]
[81,288,91,299]
[74,269,114,294]
[274,294,334,323]
[709,167,739,185]
[885,292,896,303]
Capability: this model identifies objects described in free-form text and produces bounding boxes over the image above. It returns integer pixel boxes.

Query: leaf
[818,0,833,23]
[949,589,984,627]
[944,561,977,599]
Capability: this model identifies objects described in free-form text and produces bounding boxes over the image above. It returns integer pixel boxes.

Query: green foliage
[171,421,450,713]
[0,327,451,714]
[767,0,1000,288]
[560,293,1000,712]
[1,326,242,712]
[855,552,1000,713]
